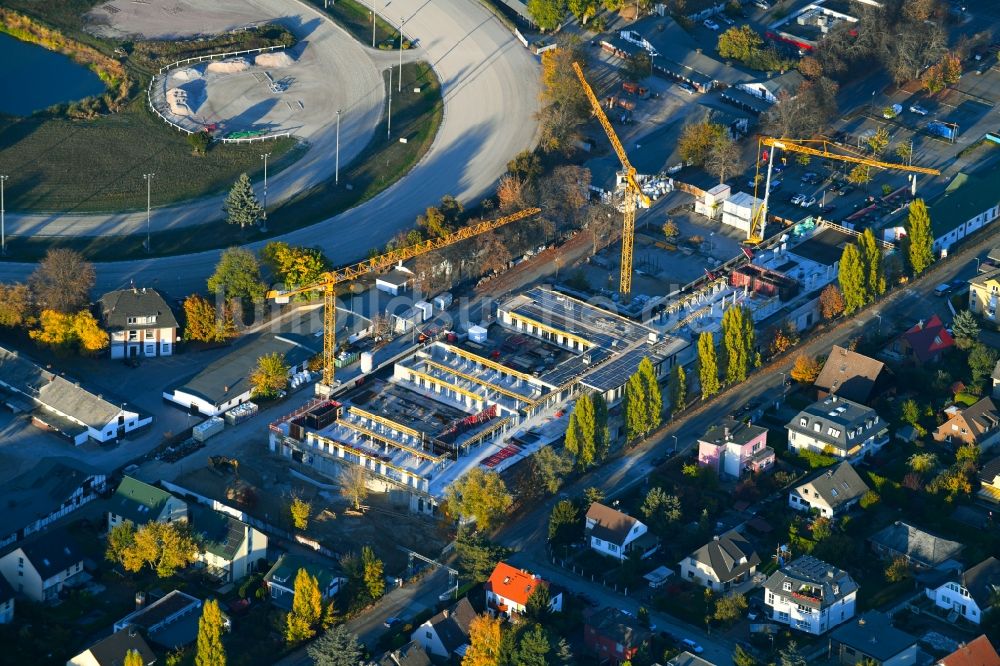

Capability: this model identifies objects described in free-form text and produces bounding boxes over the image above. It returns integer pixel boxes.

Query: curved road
[0,0,540,294]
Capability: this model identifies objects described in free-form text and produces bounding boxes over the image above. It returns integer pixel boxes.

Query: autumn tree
[705,133,744,184]
[713,592,748,624]
[249,352,289,399]
[538,40,589,154]
[668,364,687,414]
[769,322,799,356]
[182,294,235,343]
[29,249,95,313]
[858,229,886,302]
[285,568,324,643]
[866,127,890,156]
[698,331,721,398]
[885,555,911,582]
[941,52,962,85]
[908,452,938,474]
[764,78,838,138]
[906,198,934,275]
[717,25,763,62]
[261,242,328,289]
[847,164,872,186]
[532,446,573,495]
[819,284,845,320]
[361,546,385,600]
[798,56,823,78]
[0,282,31,327]
[678,121,726,165]
[625,358,661,441]
[464,614,503,666]
[790,354,821,383]
[497,174,530,211]
[207,247,266,301]
[662,220,680,241]
[124,650,145,666]
[527,0,566,31]
[838,244,866,314]
[565,392,597,468]
[30,309,109,355]
[637,357,662,431]
[107,521,198,578]
[567,0,599,23]
[722,305,757,384]
[340,465,369,510]
[195,599,226,666]
[223,172,263,229]
[445,468,513,530]
[290,497,311,530]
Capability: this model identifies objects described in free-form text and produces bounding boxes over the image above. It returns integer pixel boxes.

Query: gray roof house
[679,530,761,592]
[68,627,157,666]
[379,640,432,666]
[0,345,152,445]
[411,597,476,660]
[264,553,345,610]
[786,394,888,459]
[98,287,179,360]
[764,555,859,635]
[829,611,918,666]
[925,557,1000,625]
[163,333,318,416]
[114,590,211,649]
[107,476,188,530]
[190,505,267,583]
[869,522,964,569]
[789,462,870,518]
[0,528,86,602]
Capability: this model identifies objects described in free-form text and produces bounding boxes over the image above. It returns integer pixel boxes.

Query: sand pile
[165,88,191,116]
[172,67,201,81]
[206,57,251,74]
[255,51,294,68]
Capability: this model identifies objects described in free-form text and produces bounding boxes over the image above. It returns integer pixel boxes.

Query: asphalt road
[0,0,540,294]
[492,225,998,666]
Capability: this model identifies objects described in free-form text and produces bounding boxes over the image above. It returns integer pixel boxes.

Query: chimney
[442,609,449,618]
[917,319,924,330]
[724,426,731,441]
[135,590,146,610]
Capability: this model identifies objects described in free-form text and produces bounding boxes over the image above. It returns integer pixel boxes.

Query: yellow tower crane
[748,137,941,244]
[266,207,541,394]
[572,61,651,300]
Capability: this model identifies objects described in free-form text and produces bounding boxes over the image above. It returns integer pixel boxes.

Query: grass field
[309,0,401,47]
[0,96,298,213]
[5,60,443,261]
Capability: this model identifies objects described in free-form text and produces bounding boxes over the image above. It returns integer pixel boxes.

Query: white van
[934,284,951,297]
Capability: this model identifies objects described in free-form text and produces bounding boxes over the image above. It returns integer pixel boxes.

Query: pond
[0,32,106,116]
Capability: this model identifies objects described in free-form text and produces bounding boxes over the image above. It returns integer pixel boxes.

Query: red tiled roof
[937,635,1000,666]
[486,562,545,607]
[902,314,954,362]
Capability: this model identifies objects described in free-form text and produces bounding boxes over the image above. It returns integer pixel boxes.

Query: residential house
[98,287,179,359]
[0,576,14,624]
[814,345,888,405]
[585,502,656,561]
[936,635,1000,666]
[978,456,1000,503]
[0,529,85,602]
[410,597,475,661]
[485,562,562,616]
[785,395,888,459]
[925,557,1000,625]
[764,555,859,635]
[190,505,267,583]
[869,522,964,570]
[107,476,188,531]
[933,398,1000,450]
[829,611,918,666]
[163,333,317,416]
[264,553,345,610]
[667,653,717,666]
[584,607,651,664]
[376,268,414,296]
[114,590,210,649]
[789,462,870,518]
[0,459,107,550]
[0,345,151,445]
[885,315,954,364]
[736,70,805,105]
[679,530,761,592]
[925,170,1000,256]
[378,640,431,666]
[969,268,1000,324]
[67,628,157,666]
[697,417,774,479]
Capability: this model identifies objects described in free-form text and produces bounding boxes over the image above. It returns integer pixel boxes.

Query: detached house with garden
[934,397,1000,450]
[925,556,1000,625]
[97,287,178,359]
[485,562,561,617]
[584,502,656,561]
[697,417,774,479]
[785,395,888,460]
[679,530,761,592]
[789,462,870,518]
[764,555,858,635]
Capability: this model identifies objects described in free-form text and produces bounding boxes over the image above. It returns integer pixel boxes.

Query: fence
[147,44,294,143]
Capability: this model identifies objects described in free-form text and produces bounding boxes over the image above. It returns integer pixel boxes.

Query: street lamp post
[0,174,7,256]
[371,0,376,48]
[143,173,154,252]
[874,313,882,334]
[398,16,406,92]
[335,110,341,185]
[387,68,392,139]
[671,434,678,453]
[260,152,270,227]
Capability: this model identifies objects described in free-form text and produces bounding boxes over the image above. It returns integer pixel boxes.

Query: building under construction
[268,287,688,513]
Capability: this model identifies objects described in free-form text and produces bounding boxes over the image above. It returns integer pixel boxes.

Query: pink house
[698,417,774,479]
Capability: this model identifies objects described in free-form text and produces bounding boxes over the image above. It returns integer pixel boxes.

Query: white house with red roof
[485,562,562,616]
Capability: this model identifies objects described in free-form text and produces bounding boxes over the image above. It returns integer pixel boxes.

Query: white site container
[415,301,433,322]
[469,325,488,344]
[434,292,453,310]
[192,417,225,442]
[360,351,374,373]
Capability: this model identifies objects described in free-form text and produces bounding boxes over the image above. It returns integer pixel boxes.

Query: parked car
[934,283,952,297]
[383,617,403,629]
[800,171,819,183]
[677,83,697,95]
[770,179,783,190]
[910,104,929,115]
[801,195,817,207]
[704,18,720,30]
[819,204,837,215]
[723,16,736,25]
[790,193,806,205]
[754,0,770,9]
[682,639,705,654]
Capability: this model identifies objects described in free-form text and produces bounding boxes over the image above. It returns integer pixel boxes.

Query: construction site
[268,287,689,513]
